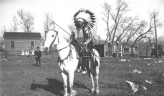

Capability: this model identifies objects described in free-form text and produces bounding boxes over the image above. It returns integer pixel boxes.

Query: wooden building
[94,40,109,57]
[3,32,41,54]
[94,40,123,57]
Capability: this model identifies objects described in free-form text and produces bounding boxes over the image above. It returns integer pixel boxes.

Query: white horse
[44,24,100,96]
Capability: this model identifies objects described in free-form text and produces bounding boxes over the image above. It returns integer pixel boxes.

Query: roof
[3,32,41,39]
[94,40,106,45]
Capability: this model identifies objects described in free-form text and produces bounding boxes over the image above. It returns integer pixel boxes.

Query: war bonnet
[74,9,96,31]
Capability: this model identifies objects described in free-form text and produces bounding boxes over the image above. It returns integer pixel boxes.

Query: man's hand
[84,42,87,45]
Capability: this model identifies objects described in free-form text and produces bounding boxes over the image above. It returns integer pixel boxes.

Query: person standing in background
[35,47,42,66]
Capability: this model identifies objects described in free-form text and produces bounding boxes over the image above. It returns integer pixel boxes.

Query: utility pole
[154,14,158,59]
[137,39,140,59]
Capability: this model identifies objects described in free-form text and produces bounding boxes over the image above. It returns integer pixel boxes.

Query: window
[31,41,34,49]
[11,41,15,49]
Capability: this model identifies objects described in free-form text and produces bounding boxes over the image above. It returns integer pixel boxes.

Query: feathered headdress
[74,9,96,31]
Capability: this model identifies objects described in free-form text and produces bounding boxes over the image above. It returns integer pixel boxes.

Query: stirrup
[77,69,81,72]
[82,70,87,75]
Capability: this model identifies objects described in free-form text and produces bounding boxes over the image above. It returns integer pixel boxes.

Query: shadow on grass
[74,80,90,91]
[30,78,63,96]
[30,78,92,96]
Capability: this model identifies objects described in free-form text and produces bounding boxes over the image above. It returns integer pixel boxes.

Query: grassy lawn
[0,53,164,96]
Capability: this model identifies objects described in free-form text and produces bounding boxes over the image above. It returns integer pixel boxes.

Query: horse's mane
[57,28,72,43]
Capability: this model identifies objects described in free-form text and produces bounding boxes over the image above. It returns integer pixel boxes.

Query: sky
[0,0,164,39]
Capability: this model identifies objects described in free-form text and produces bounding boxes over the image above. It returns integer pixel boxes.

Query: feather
[74,9,96,31]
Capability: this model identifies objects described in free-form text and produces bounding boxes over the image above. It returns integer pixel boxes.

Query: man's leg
[82,43,93,75]
[36,57,38,66]
[81,50,89,74]
[77,56,82,72]
[39,57,41,66]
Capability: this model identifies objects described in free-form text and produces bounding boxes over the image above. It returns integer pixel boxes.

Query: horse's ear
[50,21,56,30]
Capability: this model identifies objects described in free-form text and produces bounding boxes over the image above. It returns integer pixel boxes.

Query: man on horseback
[70,9,96,74]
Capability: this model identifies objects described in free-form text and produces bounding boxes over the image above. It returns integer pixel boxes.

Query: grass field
[0,53,164,96]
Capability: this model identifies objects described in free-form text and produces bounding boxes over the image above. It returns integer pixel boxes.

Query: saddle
[78,48,95,72]
[80,49,92,58]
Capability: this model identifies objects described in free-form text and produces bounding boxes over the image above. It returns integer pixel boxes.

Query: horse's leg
[90,67,100,95]
[95,66,100,95]
[88,59,95,93]
[68,72,76,96]
[61,72,68,96]
[90,73,95,93]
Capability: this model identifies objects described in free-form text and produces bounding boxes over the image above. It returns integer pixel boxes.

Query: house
[3,32,41,54]
[122,43,138,54]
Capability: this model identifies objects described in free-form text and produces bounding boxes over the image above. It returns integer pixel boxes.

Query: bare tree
[102,0,130,43]
[43,13,54,40]
[116,16,139,42]
[9,16,18,32]
[132,12,162,47]
[3,26,7,32]
[103,0,163,57]
[158,35,164,46]
[102,0,131,57]
[15,9,34,33]
[125,20,147,45]
[0,26,7,37]
[0,26,7,45]
[127,11,163,56]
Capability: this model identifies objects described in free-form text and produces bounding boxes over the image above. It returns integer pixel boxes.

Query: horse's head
[44,23,59,50]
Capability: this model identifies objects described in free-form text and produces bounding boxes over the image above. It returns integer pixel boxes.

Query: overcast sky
[0,0,164,39]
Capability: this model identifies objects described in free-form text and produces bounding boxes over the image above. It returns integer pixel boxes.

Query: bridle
[50,29,70,53]
[50,29,72,63]
[50,29,58,49]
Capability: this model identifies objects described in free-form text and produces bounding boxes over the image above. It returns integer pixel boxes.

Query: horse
[44,24,100,96]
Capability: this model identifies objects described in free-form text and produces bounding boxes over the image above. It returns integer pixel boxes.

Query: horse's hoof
[70,90,76,96]
[77,69,80,72]
[64,94,68,96]
[90,88,95,94]
[95,89,99,95]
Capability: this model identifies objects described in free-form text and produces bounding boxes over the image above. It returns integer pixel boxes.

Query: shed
[3,32,41,54]
[94,40,108,57]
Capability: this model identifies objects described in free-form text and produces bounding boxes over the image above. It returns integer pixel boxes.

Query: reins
[50,29,72,63]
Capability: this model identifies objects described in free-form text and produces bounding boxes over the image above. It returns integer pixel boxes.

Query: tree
[116,16,139,42]
[43,13,54,40]
[133,12,162,46]
[158,35,164,46]
[125,20,147,45]
[102,0,132,57]
[102,0,131,43]
[0,26,7,37]
[102,0,163,57]
[127,11,162,56]
[0,26,7,45]
[9,16,18,32]
[15,9,34,33]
